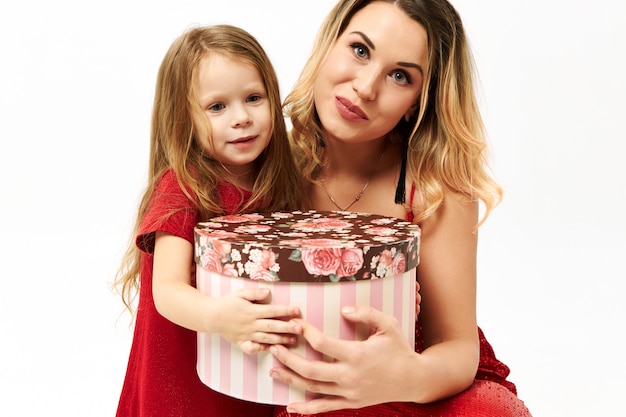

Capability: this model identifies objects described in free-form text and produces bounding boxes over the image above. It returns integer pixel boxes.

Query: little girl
[114,25,305,417]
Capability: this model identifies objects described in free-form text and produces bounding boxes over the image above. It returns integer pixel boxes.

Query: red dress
[116,170,275,417]
[274,185,532,417]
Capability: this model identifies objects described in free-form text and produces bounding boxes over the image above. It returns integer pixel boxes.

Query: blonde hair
[114,25,304,313]
[285,0,502,224]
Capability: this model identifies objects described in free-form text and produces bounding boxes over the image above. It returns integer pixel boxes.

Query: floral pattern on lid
[194,210,420,283]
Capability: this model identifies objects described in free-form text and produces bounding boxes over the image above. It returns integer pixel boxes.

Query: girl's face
[194,53,272,176]
[314,1,428,144]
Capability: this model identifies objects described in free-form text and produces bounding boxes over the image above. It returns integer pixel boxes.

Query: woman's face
[314,1,428,144]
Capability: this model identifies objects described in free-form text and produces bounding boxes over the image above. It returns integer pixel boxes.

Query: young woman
[269,1,532,415]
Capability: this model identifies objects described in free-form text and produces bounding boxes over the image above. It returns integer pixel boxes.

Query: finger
[415,280,422,317]
[255,318,302,336]
[237,287,272,303]
[270,340,347,385]
[286,397,353,415]
[288,318,361,362]
[239,340,268,355]
[340,305,396,331]
[254,303,302,320]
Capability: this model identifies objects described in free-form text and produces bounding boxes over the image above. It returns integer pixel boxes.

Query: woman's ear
[404,96,420,122]
[404,105,417,122]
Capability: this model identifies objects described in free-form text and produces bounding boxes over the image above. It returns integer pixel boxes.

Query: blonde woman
[270,1,532,416]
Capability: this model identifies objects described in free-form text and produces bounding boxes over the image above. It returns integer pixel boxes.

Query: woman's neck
[319,137,389,179]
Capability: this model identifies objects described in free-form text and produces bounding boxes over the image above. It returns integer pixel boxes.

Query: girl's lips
[335,96,368,122]
[230,135,256,144]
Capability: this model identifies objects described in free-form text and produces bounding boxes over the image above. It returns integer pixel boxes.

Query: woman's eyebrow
[351,31,375,50]
[398,61,424,77]
[350,31,424,76]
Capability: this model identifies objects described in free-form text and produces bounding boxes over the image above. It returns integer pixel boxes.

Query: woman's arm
[408,192,480,400]
[152,232,302,354]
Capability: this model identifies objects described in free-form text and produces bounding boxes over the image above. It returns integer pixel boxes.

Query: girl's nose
[231,106,252,128]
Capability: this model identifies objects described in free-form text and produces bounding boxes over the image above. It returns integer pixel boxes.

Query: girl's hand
[269,305,419,414]
[210,287,302,354]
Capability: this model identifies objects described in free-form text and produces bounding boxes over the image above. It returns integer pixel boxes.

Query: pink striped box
[194,210,420,405]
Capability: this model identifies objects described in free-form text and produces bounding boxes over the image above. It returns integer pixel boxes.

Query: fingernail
[269,346,277,355]
[341,306,355,314]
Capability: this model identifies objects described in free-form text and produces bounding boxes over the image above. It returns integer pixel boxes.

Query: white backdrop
[1,1,624,416]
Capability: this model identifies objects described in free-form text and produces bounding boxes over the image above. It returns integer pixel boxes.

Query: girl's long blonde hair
[285,0,502,224]
[114,25,304,313]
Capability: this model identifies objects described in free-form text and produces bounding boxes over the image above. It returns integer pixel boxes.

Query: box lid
[194,210,420,283]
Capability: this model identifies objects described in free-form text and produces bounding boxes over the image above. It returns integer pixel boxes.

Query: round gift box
[194,210,420,405]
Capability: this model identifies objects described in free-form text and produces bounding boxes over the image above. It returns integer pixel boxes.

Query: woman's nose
[352,67,378,101]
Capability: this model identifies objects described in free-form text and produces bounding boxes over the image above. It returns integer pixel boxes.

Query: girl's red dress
[115,170,274,417]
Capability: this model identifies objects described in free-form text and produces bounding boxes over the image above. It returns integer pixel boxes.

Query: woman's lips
[335,96,368,122]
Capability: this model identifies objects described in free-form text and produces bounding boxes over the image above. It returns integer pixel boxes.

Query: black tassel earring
[395,136,409,204]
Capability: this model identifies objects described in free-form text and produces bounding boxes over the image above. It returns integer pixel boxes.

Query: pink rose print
[301,247,342,276]
[300,238,345,248]
[211,240,232,259]
[391,253,406,274]
[337,248,364,278]
[281,232,307,238]
[292,218,351,232]
[234,224,272,234]
[271,212,294,219]
[249,269,276,281]
[365,226,396,236]
[278,239,304,247]
[221,263,239,277]
[198,230,238,240]
[212,213,264,223]
[312,218,351,229]
[258,249,277,270]
[371,217,395,225]
[200,248,222,274]
[379,249,394,267]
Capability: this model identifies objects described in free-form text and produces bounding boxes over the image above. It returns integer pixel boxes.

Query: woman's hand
[269,305,419,414]
[209,288,303,354]
[415,279,421,318]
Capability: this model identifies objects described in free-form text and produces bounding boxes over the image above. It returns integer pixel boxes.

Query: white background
[1,1,625,416]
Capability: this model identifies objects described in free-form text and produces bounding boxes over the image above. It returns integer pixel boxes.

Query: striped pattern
[196,268,416,405]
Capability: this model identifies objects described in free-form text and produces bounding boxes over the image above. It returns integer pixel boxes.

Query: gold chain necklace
[318,146,386,211]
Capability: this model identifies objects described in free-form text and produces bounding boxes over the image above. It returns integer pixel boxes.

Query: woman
[269,1,532,416]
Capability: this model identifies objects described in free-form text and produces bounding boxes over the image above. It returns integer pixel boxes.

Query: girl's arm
[268,192,479,412]
[152,232,302,354]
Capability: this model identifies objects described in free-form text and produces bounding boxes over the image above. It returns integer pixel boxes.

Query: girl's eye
[391,70,412,85]
[247,94,262,103]
[350,42,369,59]
[208,103,225,112]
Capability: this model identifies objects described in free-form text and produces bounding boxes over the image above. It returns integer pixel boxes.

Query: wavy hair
[285,0,502,224]
[114,25,304,313]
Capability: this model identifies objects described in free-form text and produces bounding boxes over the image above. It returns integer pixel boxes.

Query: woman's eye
[392,70,412,85]
[350,43,369,59]
[208,103,225,112]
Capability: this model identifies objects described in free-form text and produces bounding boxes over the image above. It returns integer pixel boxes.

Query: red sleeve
[136,169,199,254]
